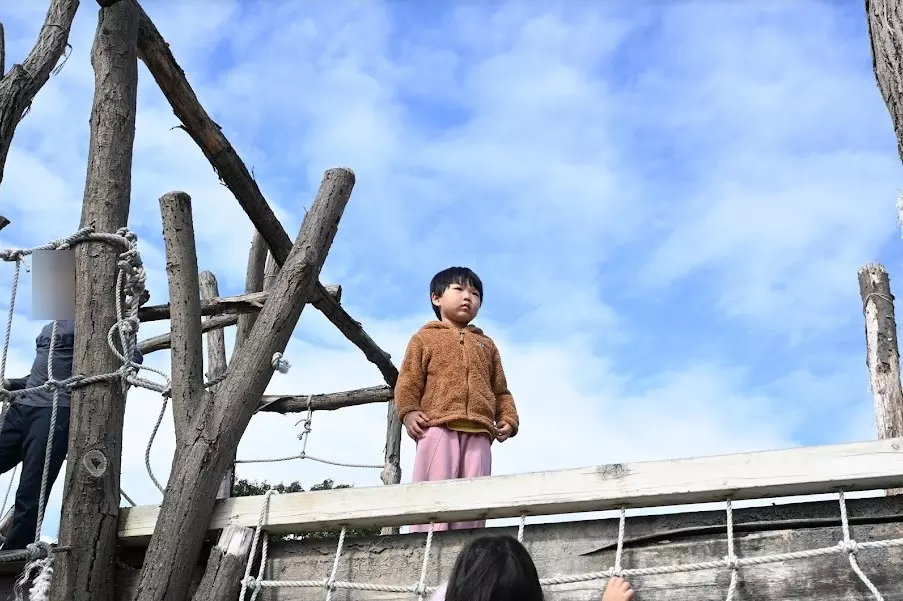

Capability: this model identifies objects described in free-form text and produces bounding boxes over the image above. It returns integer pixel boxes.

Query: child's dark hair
[429,267,484,319]
[444,535,544,601]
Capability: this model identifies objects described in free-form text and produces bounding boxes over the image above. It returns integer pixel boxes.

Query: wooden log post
[0,0,79,185]
[263,252,279,292]
[160,192,206,447]
[190,525,254,601]
[131,168,355,601]
[866,0,903,165]
[858,263,903,495]
[51,4,139,601]
[234,231,268,353]
[258,385,393,413]
[199,271,232,499]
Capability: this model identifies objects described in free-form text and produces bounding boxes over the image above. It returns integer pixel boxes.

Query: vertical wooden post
[234,231,268,353]
[858,263,903,495]
[51,4,139,601]
[199,271,232,499]
[190,525,255,601]
[263,251,279,292]
[160,192,206,447]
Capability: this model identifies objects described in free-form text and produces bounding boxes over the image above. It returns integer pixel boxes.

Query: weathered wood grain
[51,4,139,601]
[119,438,903,543]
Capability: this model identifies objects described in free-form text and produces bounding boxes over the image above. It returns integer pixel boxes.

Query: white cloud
[0,0,891,544]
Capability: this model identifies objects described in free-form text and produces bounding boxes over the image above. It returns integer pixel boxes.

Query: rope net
[0,227,386,599]
[238,491,902,601]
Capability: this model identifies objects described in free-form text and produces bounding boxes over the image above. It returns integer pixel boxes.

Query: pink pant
[409,426,492,532]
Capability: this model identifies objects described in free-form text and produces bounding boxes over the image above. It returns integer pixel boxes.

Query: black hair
[429,267,484,319]
[444,535,544,601]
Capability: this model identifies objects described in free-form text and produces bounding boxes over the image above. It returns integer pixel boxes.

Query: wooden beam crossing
[118,437,903,545]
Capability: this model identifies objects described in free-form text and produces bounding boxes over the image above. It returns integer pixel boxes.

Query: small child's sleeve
[394,335,426,421]
[490,345,519,436]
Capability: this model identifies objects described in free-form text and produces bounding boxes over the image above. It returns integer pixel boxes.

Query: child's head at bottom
[443,535,544,601]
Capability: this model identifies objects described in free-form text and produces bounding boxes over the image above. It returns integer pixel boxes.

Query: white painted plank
[118,438,903,544]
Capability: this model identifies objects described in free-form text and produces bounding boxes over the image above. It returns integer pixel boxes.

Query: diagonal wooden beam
[137,285,341,322]
[0,0,79,185]
[125,0,395,385]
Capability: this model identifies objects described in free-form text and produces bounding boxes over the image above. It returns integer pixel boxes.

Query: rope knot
[839,539,859,554]
[324,577,337,592]
[43,379,65,392]
[271,353,291,374]
[242,575,257,589]
[25,542,50,560]
[725,554,740,570]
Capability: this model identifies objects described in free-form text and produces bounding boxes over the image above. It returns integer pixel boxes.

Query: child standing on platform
[395,267,519,532]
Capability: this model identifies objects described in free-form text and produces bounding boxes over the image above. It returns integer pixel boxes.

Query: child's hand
[601,577,634,601]
[404,411,429,440]
[495,421,513,442]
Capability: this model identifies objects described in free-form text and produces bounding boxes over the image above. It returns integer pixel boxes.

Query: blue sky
[0,0,901,539]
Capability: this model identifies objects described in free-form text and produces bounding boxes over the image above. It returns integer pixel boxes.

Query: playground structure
[0,0,901,600]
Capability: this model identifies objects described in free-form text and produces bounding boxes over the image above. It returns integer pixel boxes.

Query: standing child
[395,267,519,532]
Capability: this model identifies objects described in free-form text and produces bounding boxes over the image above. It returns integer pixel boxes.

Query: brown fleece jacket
[394,321,519,436]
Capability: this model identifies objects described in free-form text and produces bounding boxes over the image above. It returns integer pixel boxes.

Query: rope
[242,492,895,598]
[235,394,384,470]
[517,514,526,543]
[0,228,165,595]
[724,499,738,601]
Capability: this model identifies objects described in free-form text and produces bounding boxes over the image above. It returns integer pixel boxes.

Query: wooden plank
[118,438,903,543]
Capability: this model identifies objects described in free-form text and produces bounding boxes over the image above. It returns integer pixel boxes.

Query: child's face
[432,280,482,326]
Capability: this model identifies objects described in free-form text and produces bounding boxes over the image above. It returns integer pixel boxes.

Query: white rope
[724,499,738,601]
[240,488,276,601]
[324,527,346,601]
[613,507,626,577]
[517,513,526,543]
[242,492,897,597]
[415,522,435,601]
[235,394,384,470]
[0,228,164,595]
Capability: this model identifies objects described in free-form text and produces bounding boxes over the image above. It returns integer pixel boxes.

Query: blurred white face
[32,249,75,320]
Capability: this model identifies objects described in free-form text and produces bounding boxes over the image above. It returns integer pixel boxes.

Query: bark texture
[858,264,903,445]
[137,286,341,322]
[131,168,355,601]
[234,231,268,354]
[199,271,232,499]
[258,385,393,413]
[160,192,205,445]
[190,525,253,601]
[138,315,237,355]
[50,4,139,601]
[0,0,79,185]
[866,0,903,164]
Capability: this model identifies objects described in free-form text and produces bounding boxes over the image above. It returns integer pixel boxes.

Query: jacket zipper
[460,329,469,420]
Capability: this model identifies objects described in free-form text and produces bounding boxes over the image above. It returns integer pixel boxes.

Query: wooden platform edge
[117,437,903,545]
